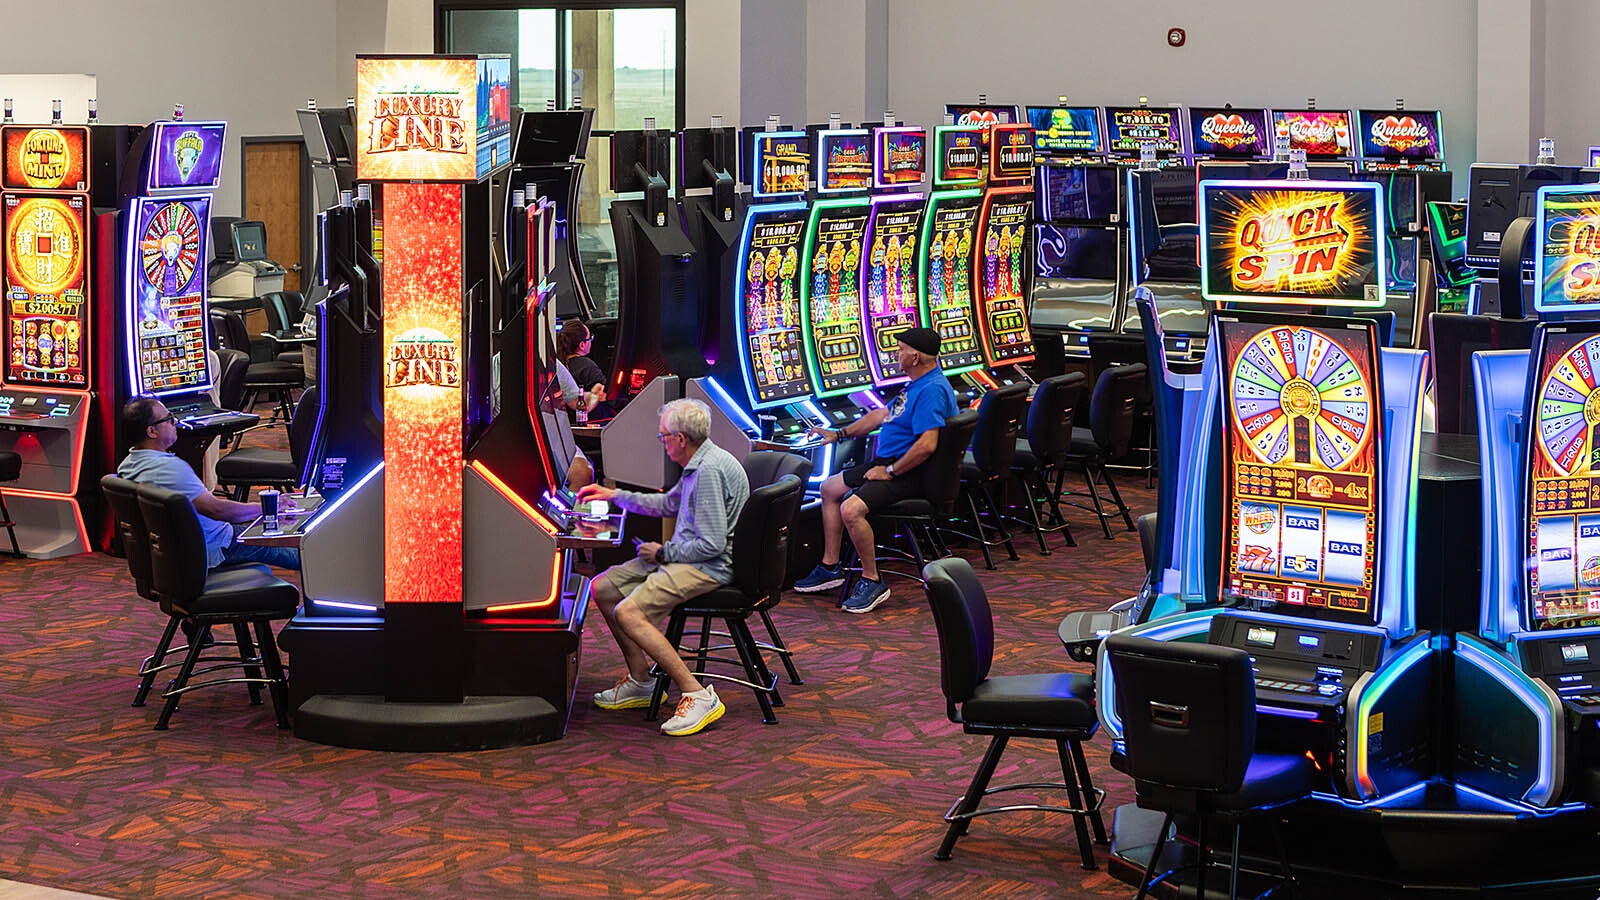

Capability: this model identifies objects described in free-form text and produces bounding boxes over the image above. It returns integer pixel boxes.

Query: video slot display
[1524,324,1600,632]
[863,197,925,385]
[1218,313,1384,624]
[739,206,814,407]
[1534,185,1600,315]
[1189,107,1270,160]
[1,126,90,192]
[3,191,90,387]
[816,129,872,194]
[1104,106,1186,160]
[802,202,873,394]
[1356,109,1443,163]
[976,191,1034,364]
[1024,106,1103,157]
[1270,110,1355,160]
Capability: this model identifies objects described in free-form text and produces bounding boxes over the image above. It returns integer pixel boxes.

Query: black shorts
[842,457,923,511]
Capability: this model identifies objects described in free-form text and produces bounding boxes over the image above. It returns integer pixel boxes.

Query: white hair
[659,398,712,444]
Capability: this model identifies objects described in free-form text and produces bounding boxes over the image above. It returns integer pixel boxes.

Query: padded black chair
[1089,333,1156,486]
[259,291,306,367]
[838,409,980,599]
[1104,633,1317,900]
[1009,372,1086,554]
[647,474,804,725]
[216,348,251,412]
[922,557,1107,869]
[0,450,21,557]
[216,385,319,501]
[100,475,271,708]
[738,451,812,684]
[214,309,302,424]
[135,482,301,730]
[953,382,1029,569]
[1063,363,1142,539]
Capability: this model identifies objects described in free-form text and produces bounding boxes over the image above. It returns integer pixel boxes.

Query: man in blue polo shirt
[794,327,958,613]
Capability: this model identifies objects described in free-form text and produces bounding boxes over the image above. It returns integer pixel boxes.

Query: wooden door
[242,140,306,294]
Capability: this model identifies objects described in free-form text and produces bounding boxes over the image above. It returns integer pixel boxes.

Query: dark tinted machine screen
[1037,164,1119,224]
[1218,312,1385,623]
[1199,180,1386,307]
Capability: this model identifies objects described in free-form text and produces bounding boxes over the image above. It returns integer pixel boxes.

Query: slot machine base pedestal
[293,694,559,753]
[1103,786,1600,898]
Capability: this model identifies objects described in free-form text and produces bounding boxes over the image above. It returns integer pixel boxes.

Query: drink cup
[260,489,280,531]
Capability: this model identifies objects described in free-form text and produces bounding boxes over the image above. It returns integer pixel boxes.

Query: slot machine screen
[1037,164,1120,224]
[739,205,814,408]
[921,192,986,372]
[1036,225,1118,281]
[145,122,226,192]
[977,190,1034,364]
[1189,107,1270,160]
[874,127,926,189]
[1426,201,1475,290]
[816,129,872,194]
[126,195,212,396]
[1199,180,1386,307]
[1217,311,1384,624]
[1356,109,1443,163]
[1523,323,1600,631]
[1270,110,1354,160]
[2,126,90,191]
[988,125,1036,180]
[3,192,90,387]
[1024,106,1102,157]
[1534,185,1600,314]
[863,196,925,385]
[749,131,810,199]
[1104,106,1186,161]
[934,125,985,186]
[610,130,672,192]
[944,104,1017,127]
[802,201,873,395]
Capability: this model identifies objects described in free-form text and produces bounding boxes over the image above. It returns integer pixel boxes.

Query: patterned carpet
[0,450,1155,899]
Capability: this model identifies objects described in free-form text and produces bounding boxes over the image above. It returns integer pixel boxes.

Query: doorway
[240,137,311,295]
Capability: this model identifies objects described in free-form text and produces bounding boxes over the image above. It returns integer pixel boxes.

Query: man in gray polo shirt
[576,398,749,736]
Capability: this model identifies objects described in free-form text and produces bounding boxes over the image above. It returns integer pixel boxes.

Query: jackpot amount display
[4,193,89,386]
[923,200,985,370]
[744,216,813,406]
[1527,329,1600,630]
[978,197,1034,363]
[1221,321,1382,618]
[805,208,872,394]
[866,204,924,383]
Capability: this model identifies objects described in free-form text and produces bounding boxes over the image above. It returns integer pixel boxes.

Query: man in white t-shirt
[116,397,301,571]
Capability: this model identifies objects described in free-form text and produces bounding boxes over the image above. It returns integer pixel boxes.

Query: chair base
[650,607,783,724]
[293,694,562,751]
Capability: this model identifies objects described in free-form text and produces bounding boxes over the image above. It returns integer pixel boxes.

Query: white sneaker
[661,685,725,736]
[593,674,655,710]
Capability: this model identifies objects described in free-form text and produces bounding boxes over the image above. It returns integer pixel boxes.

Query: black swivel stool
[1009,372,1086,554]
[0,450,20,557]
[922,557,1107,870]
[1104,632,1316,900]
[647,474,804,725]
[954,382,1029,569]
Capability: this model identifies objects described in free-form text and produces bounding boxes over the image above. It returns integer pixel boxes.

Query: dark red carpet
[0,470,1154,899]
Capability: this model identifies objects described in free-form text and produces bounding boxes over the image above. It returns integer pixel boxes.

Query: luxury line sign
[355,54,511,182]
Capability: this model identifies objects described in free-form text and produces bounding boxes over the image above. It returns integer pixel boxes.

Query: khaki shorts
[597,557,722,621]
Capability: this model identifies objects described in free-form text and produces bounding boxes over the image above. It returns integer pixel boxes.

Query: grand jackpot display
[1218,312,1384,622]
[1199,180,1386,308]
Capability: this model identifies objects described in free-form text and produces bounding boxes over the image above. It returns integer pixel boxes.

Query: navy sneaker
[842,577,890,614]
[793,562,846,593]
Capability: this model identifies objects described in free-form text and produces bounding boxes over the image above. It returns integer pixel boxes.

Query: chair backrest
[1103,632,1256,795]
[289,384,321,473]
[135,483,212,607]
[924,409,980,512]
[213,309,251,354]
[1026,372,1086,463]
[921,557,994,720]
[260,291,304,331]
[101,475,154,600]
[216,348,251,411]
[1137,512,1159,578]
[741,450,812,490]
[1089,363,1147,458]
[969,382,1029,477]
[728,474,803,599]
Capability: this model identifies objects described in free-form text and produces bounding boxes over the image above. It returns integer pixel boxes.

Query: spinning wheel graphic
[139,202,200,292]
[1228,326,1373,470]
[1535,334,1600,477]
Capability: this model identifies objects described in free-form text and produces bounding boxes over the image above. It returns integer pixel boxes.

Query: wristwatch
[886,463,897,477]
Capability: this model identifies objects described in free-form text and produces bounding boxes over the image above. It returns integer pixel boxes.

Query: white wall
[0,0,345,218]
[686,0,742,126]
[338,0,394,104]
[1543,0,1600,166]
[740,0,808,126]
[878,0,1480,179]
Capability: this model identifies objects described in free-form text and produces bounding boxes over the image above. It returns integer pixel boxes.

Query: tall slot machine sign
[0,113,96,556]
[861,124,929,391]
[1098,176,1436,805]
[920,125,989,402]
[973,122,1037,386]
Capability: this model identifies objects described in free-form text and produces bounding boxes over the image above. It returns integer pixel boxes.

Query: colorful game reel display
[1535,333,1600,479]
[1229,325,1373,470]
[139,201,201,294]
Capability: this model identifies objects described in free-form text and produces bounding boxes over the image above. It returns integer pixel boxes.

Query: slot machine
[505,104,595,319]
[919,125,992,405]
[118,111,258,463]
[857,124,930,403]
[1095,177,1435,810]
[971,122,1037,390]
[1458,183,1600,812]
[0,109,101,557]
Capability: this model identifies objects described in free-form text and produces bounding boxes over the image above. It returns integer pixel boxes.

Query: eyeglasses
[149,413,178,427]
[657,431,679,444]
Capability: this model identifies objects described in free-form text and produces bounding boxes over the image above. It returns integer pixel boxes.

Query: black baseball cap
[896,326,941,357]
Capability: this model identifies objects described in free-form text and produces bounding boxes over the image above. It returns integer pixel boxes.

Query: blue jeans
[223,540,302,571]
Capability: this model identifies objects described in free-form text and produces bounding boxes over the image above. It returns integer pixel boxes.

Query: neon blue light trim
[735,201,812,410]
[1126,168,1145,285]
[801,196,875,398]
[1309,779,1428,810]
[749,131,808,200]
[123,195,219,398]
[301,463,383,536]
[313,599,379,613]
[798,399,835,484]
[1197,179,1388,308]
[1352,635,1432,797]
[1454,783,1586,817]
[1257,704,1321,720]
[1532,184,1600,314]
[1456,637,1559,806]
[701,376,759,434]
